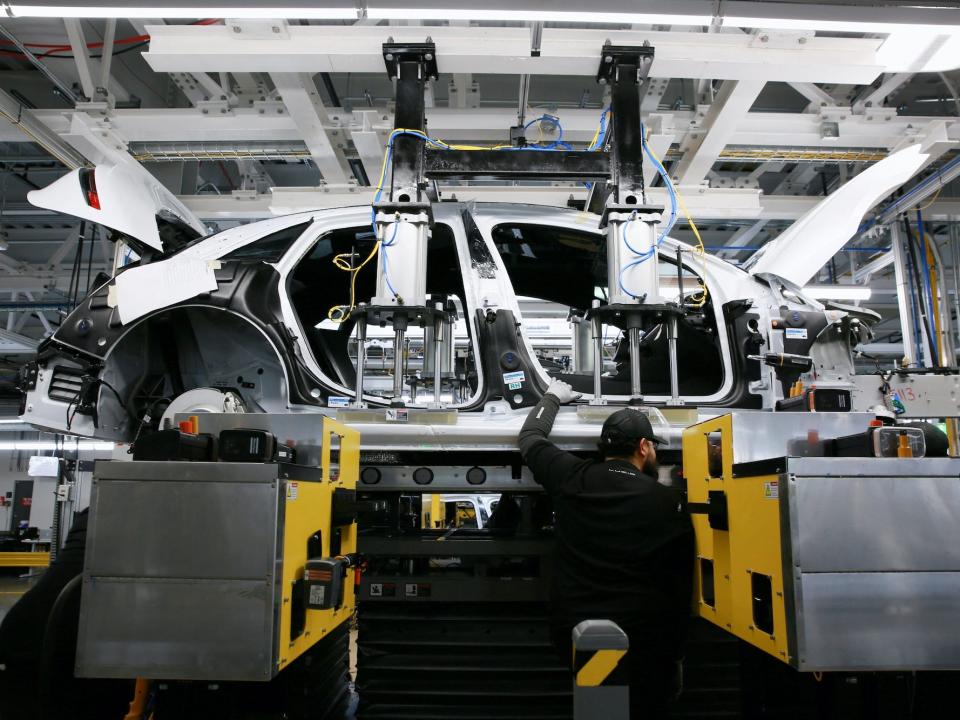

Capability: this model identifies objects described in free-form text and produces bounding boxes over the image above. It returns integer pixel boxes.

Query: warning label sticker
[309,585,325,606]
[386,408,409,422]
[764,481,779,500]
[286,481,298,501]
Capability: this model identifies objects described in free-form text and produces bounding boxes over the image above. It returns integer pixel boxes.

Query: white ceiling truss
[0,9,959,346]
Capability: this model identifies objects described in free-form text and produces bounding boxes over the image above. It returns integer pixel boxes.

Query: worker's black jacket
[519,394,694,657]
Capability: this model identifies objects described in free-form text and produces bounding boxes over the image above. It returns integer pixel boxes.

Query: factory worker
[518,378,694,719]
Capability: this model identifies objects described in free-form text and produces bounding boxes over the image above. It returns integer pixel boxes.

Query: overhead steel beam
[0,91,87,169]
[8,106,956,153]
[0,25,79,106]
[717,219,769,255]
[852,250,894,283]
[674,79,765,186]
[853,72,913,114]
[0,276,61,292]
[63,19,97,100]
[99,18,116,97]
[787,82,836,112]
[177,187,960,222]
[269,73,351,185]
[144,25,887,84]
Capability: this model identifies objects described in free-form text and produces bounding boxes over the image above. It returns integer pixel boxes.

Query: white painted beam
[718,219,769,254]
[63,19,96,99]
[674,79,765,186]
[269,73,351,185]
[853,73,913,114]
[180,189,960,223]
[181,185,764,220]
[144,25,886,84]
[787,82,836,112]
[45,227,80,268]
[9,107,957,153]
[852,250,894,283]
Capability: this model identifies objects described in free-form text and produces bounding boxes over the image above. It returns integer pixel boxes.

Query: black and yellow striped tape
[573,648,627,687]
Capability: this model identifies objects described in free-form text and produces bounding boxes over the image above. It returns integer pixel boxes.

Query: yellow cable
[917,185,942,211]
[674,188,710,308]
[327,239,383,323]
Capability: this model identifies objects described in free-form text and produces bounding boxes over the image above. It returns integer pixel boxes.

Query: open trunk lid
[27,164,208,257]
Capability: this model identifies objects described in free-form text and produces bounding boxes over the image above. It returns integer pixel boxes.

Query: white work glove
[546,378,581,404]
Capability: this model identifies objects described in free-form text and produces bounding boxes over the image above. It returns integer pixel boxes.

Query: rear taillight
[79,168,101,210]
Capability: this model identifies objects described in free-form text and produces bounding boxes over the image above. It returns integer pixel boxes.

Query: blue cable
[379,221,401,298]
[616,121,680,298]
[902,230,926,364]
[916,208,939,363]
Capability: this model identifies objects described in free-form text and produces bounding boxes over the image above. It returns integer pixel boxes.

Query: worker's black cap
[600,409,667,448]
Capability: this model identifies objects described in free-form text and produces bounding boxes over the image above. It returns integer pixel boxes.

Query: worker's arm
[518,380,583,494]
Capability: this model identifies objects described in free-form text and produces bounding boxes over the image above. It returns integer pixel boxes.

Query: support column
[891,223,921,367]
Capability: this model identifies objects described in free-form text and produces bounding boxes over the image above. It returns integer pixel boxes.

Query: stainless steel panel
[86,475,279,579]
[94,460,280,483]
[796,572,960,671]
[787,456,960,478]
[76,577,275,681]
[79,460,285,681]
[727,411,874,465]
[790,473,960,572]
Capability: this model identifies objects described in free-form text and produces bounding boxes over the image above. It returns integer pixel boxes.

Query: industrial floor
[0,574,34,625]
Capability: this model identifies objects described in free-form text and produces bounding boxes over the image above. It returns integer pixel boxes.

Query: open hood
[28,164,208,256]
[746,144,930,287]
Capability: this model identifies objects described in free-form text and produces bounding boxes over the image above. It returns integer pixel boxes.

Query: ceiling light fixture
[7,4,358,19]
[364,7,711,24]
[803,285,872,301]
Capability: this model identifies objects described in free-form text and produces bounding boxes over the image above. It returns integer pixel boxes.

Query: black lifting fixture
[378,38,655,220]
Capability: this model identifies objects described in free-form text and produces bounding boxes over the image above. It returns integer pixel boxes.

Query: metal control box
[684,412,960,671]
[76,418,359,682]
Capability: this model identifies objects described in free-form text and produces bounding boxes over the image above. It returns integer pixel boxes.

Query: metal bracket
[197,98,233,116]
[382,41,439,82]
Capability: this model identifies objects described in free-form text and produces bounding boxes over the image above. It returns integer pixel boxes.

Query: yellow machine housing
[683,414,791,664]
[683,411,960,672]
[278,418,359,672]
[76,417,359,681]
